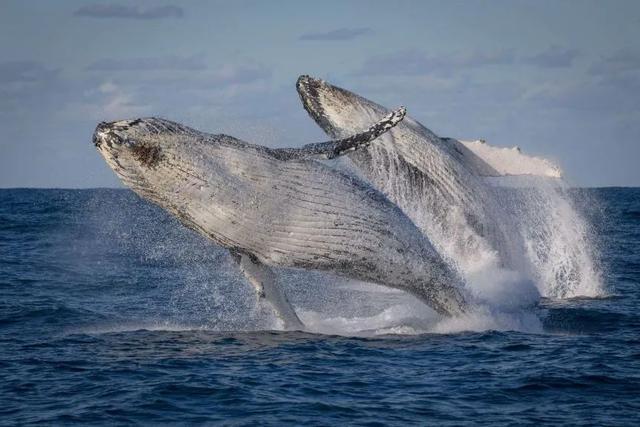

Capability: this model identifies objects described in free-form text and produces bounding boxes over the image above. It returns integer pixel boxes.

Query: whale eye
[130,143,163,168]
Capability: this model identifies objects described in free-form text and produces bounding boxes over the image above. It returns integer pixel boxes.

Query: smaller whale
[93,108,467,329]
[295,75,564,278]
[294,76,601,299]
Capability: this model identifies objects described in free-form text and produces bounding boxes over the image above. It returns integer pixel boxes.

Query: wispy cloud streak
[74,4,184,20]
[299,28,372,41]
[87,55,207,71]
[523,46,580,68]
[358,49,515,76]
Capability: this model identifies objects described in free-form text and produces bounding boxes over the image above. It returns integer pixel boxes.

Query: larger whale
[93,108,467,330]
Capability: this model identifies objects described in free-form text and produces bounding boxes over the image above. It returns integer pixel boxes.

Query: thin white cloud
[523,46,580,68]
[0,60,58,83]
[87,55,207,71]
[357,46,581,77]
[74,4,183,20]
[357,49,516,76]
[589,48,640,76]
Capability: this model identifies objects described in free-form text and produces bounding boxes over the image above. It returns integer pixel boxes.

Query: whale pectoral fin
[273,106,406,161]
[231,251,305,331]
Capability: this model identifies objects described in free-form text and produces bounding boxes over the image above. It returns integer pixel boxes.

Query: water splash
[344,141,604,303]
[312,144,603,334]
[490,176,604,298]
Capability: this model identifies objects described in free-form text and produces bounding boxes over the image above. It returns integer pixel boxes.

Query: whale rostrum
[93,107,467,329]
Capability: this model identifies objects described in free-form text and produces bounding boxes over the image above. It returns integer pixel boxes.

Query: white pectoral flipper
[273,106,406,161]
[232,252,304,331]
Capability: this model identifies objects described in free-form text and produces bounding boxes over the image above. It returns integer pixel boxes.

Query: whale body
[93,110,467,328]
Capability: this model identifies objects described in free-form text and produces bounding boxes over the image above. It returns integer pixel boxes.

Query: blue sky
[1,0,639,187]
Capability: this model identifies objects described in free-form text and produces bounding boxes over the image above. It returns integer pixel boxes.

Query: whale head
[296,75,390,140]
[93,117,202,199]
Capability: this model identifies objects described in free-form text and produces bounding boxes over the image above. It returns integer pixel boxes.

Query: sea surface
[1,188,639,425]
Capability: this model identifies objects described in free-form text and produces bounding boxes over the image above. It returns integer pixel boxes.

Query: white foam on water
[297,303,543,337]
[466,267,541,310]
[289,271,544,336]
[298,302,433,336]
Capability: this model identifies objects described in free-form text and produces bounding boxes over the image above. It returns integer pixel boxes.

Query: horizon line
[1,186,639,190]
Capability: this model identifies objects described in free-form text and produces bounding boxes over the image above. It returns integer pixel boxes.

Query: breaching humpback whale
[93,108,467,330]
[295,75,564,282]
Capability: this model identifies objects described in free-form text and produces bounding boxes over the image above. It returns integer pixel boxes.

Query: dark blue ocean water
[1,188,639,425]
